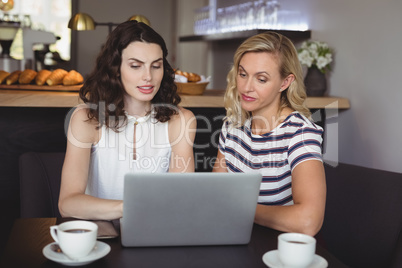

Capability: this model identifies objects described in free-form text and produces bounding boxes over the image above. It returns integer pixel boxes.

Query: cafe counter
[0,87,350,109]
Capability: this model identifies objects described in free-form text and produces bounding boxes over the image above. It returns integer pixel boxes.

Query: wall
[287,0,402,173]
[176,0,402,173]
[175,0,210,77]
[74,0,174,78]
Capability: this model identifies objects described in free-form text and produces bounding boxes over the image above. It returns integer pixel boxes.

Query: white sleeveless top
[86,111,171,200]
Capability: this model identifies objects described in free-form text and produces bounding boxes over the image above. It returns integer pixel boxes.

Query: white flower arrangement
[297,40,333,73]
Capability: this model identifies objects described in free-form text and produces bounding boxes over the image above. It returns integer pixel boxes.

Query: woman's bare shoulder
[68,104,100,146]
[170,106,196,123]
[168,106,196,142]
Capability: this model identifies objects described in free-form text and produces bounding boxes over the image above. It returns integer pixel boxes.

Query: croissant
[0,70,10,84]
[175,70,184,76]
[188,72,201,82]
[35,69,52,86]
[46,69,68,86]
[19,69,37,84]
[175,70,201,82]
[63,70,84,86]
[6,70,22,85]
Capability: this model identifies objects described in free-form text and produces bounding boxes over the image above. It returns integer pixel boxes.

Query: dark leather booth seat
[19,152,64,218]
[320,163,402,268]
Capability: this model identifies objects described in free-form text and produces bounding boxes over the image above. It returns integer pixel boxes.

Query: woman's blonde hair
[224,31,310,127]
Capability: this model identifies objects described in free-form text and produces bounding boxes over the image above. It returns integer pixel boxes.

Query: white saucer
[262,250,328,268]
[43,241,111,266]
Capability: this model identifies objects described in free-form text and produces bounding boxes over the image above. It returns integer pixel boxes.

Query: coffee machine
[0,20,20,72]
[0,20,57,72]
[21,28,57,71]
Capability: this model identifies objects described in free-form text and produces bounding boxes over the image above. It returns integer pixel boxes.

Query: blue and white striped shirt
[218,112,323,206]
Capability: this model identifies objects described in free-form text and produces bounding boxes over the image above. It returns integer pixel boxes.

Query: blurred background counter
[0,88,350,109]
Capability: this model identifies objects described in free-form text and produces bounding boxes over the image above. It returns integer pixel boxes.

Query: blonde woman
[213,32,326,236]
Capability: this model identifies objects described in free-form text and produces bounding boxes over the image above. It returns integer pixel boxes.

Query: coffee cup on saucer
[50,220,98,260]
[277,232,316,268]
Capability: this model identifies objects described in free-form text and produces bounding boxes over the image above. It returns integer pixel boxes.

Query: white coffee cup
[278,232,316,268]
[50,220,98,260]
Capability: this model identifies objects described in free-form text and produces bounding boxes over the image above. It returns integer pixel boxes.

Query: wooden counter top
[0,88,350,109]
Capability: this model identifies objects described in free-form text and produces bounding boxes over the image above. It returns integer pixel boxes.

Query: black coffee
[65,229,91,233]
[288,241,307,244]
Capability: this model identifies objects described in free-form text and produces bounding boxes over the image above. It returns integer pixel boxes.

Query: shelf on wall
[179,29,311,42]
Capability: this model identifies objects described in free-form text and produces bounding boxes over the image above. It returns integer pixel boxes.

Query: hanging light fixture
[68,13,96,31]
[68,13,151,34]
[0,0,14,12]
[128,15,151,26]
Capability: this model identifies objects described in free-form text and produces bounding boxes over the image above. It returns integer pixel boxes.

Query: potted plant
[298,40,333,96]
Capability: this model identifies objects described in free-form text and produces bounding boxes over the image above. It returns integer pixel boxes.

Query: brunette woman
[59,21,196,220]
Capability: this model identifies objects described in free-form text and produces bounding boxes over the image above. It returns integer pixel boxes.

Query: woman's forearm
[254,203,324,236]
[59,194,123,220]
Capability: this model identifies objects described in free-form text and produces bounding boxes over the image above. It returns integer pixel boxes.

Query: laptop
[120,172,262,247]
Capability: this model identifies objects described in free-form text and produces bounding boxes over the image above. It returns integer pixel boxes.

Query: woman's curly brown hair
[79,20,181,131]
